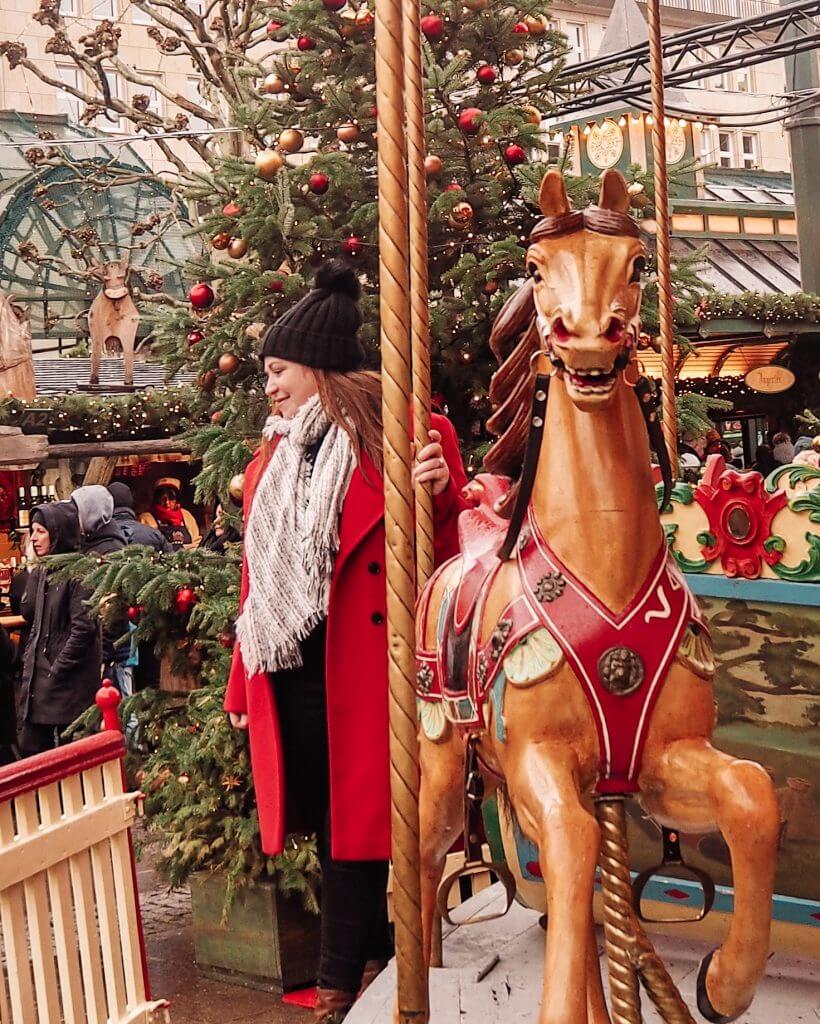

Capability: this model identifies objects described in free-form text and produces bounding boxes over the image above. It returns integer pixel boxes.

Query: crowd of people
[678,427,816,482]
[0,478,231,765]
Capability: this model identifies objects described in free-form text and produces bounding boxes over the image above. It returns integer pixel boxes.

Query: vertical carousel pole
[404,0,434,591]
[646,0,678,476]
[375,0,429,1018]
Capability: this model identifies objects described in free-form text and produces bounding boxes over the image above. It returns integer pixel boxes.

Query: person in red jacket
[224,260,467,1024]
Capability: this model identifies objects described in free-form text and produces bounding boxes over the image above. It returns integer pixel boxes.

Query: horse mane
[483,277,540,516]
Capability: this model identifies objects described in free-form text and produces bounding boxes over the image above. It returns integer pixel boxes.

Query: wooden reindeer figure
[87,256,139,388]
[0,292,36,400]
[414,169,780,1024]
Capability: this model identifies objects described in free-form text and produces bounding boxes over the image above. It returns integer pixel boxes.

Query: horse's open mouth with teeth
[563,365,619,395]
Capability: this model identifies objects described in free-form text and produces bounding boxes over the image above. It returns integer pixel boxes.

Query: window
[564,23,587,64]
[131,2,153,24]
[186,76,211,133]
[89,0,116,18]
[60,0,78,15]
[740,132,759,169]
[734,67,755,93]
[718,130,733,168]
[707,73,728,90]
[100,70,126,132]
[137,72,164,118]
[56,66,82,123]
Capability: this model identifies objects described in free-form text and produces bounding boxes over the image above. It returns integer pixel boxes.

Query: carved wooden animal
[414,170,779,1024]
[87,257,139,388]
[0,293,36,400]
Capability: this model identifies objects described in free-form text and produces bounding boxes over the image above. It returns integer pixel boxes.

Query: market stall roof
[672,236,801,294]
[639,340,790,380]
[32,358,196,396]
[0,111,200,355]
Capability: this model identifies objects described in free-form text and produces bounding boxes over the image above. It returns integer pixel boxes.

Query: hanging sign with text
[744,366,795,394]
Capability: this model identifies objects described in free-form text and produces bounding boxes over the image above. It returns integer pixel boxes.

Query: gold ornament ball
[228,473,246,504]
[463,0,488,10]
[261,73,284,94]
[211,231,231,250]
[521,104,541,126]
[484,279,499,294]
[425,154,443,177]
[227,237,248,259]
[629,192,650,210]
[336,123,361,143]
[279,128,304,153]
[339,20,356,37]
[523,14,547,33]
[504,48,525,66]
[218,352,240,375]
[449,200,474,228]
[255,149,285,181]
[354,7,374,26]
[812,436,820,453]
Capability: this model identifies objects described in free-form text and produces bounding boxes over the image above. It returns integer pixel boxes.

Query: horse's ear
[538,170,571,218]
[598,169,630,214]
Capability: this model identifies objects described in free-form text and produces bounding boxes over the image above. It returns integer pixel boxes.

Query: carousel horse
[415,169,779,1024]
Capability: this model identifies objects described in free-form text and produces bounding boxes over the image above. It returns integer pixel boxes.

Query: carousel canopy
[0,111,199,356]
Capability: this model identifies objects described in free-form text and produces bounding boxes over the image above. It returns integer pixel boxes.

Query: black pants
[18,721,70,758]
[273,623,392,993]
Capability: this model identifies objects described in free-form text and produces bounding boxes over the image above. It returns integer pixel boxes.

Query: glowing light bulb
[618,116,626,127]
[583,123,592,136]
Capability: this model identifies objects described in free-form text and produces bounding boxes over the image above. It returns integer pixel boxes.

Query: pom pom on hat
[260,260,365,371]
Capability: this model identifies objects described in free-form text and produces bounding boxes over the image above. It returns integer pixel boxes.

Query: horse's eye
[527,262,542,282]
[630,256,646,284]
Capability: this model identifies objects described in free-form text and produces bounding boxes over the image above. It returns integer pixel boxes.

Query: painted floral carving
[694,456,787,579]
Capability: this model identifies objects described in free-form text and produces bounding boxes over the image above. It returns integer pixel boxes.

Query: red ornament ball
[445,180,463,192]
[421,14,444,40]
[309,172,330,194]
[186,329,204,347]
[127,605,143,625]
[504,143,527,166]
[322,0,346,8]
[189,282,215,309]
[210,410,223,424]
[458,107,484,134]
[512,21,529,33]
[342,235,363,256]
[219,631,235,650]
[297,35,317,51]
[476,64,497,85]
[222,201,242,218]
[266,19,283,35]
[269,275,285,293]
[174,588,198,616]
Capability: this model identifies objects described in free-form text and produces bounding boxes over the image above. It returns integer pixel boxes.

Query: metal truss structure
[551,0,820,117]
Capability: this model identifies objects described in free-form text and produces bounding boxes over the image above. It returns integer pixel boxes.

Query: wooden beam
[0,427,48,469]
[47,438,191,460]
[83,457,119,487]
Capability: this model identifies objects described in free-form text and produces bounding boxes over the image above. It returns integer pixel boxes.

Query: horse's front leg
[507,741,600,1024]
[640,737,779,1021]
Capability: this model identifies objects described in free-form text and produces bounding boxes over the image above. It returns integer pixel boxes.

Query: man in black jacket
[108,482,172,552]
[18,501,100,757]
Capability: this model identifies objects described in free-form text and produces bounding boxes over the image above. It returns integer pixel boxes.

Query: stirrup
[436,736,517,926]
[632,825,715,924]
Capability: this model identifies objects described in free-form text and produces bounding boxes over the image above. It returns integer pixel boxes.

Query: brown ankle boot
[314,987,356,1023]
[357,958,389,1000]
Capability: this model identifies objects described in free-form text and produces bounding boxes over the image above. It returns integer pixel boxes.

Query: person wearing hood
[17,501,101,757]
[139,478,200,549]
[108,482,172,553]
[71,485,126,554]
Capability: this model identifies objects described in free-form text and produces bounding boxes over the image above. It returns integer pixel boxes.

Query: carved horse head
[486,169,647,498]
[89,256,130,301]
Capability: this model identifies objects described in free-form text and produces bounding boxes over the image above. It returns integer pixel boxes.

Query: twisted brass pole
[596,798,642,1024]
[403,0,435,594]
[374,0,428,1018]
[633,923,696,1023]
[646,0,678,476]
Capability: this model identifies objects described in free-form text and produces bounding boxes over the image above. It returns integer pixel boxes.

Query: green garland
[695,290,820,325]
[0,386,202,440]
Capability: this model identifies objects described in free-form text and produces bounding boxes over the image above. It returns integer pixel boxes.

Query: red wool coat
[224,413,468,860]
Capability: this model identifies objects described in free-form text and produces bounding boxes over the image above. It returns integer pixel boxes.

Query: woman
[18,502,100,757]
[224,261,468,1023]
[140,478,200,549]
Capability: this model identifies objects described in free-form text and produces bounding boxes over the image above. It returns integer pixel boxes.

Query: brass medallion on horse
[414,169,779,1024]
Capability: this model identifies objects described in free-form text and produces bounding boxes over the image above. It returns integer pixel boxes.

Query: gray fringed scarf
[236,395,356,674]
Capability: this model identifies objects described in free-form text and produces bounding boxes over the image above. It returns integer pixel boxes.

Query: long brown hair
[260,369,384,477]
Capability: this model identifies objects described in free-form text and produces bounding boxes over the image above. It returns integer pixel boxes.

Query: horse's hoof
[696,950,742,1023]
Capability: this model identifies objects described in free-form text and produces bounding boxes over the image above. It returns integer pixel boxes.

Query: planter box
[189,873,320,992]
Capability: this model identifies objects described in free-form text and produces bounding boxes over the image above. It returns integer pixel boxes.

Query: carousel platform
[348,884,820,1023]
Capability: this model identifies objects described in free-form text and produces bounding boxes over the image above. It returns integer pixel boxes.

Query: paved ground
[136,856,311,1024]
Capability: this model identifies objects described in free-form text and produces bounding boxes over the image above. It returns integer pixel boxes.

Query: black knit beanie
[260,260,365,371]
